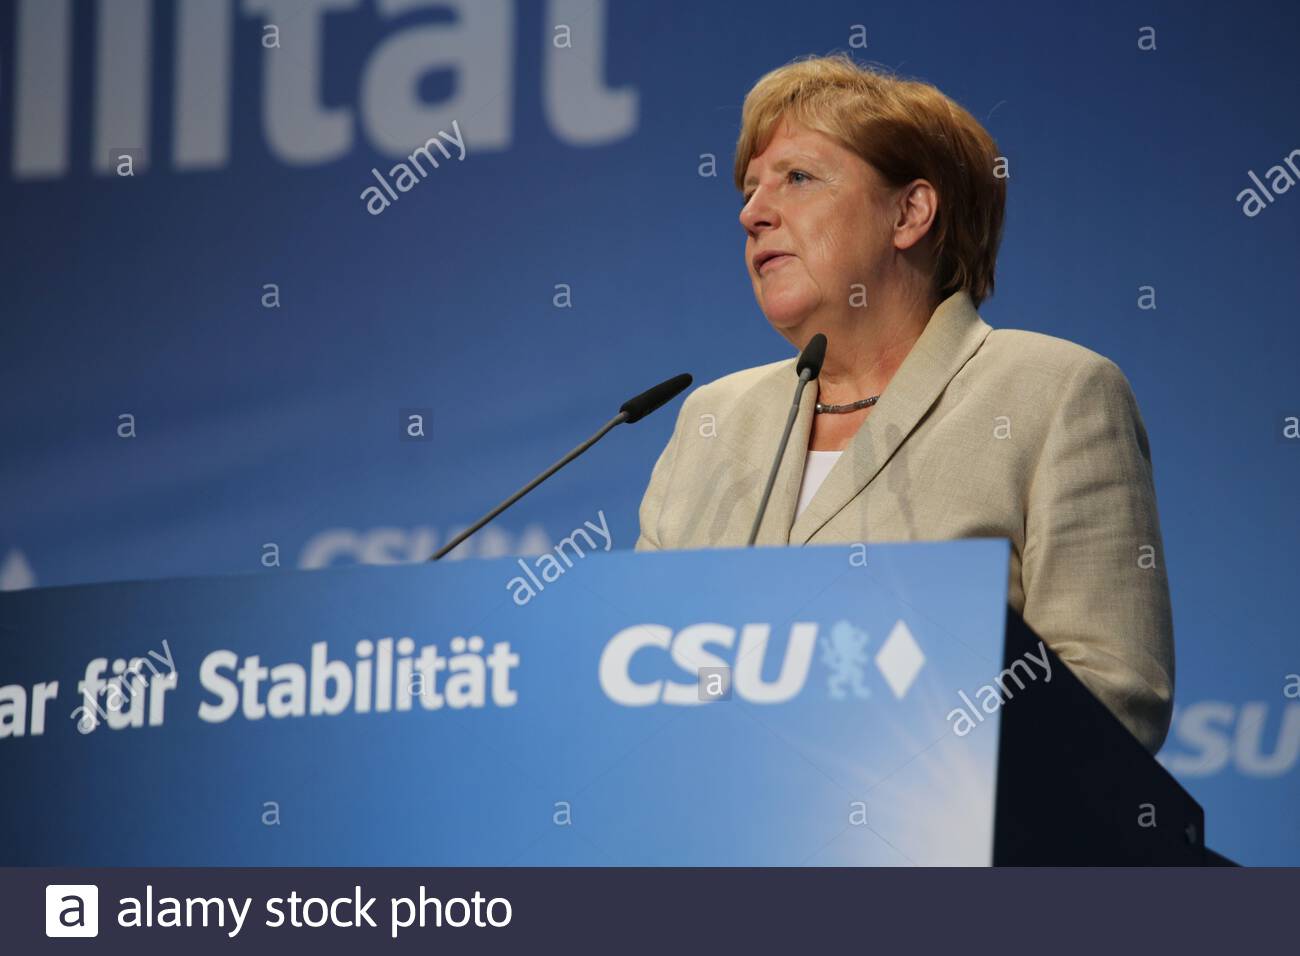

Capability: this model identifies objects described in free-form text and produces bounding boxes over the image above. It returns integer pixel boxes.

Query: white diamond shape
[874,620,925,699]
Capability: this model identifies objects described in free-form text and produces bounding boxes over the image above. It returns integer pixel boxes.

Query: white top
[795,450,843,520]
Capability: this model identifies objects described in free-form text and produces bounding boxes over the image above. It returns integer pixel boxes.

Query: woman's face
[740,119,894,340]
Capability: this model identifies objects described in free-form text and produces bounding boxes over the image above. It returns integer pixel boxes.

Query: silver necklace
[815,395,880,414]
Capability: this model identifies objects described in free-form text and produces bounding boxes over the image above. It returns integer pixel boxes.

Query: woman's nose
[740,190,779,233]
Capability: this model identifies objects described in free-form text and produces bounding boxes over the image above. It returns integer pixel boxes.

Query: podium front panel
[0,540,1011,865]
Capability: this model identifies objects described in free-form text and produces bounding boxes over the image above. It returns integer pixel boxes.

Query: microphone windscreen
[797,333,827,378]
[619,373,693,424]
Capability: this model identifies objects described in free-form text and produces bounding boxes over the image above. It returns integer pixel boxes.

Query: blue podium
[0,540,1202,865]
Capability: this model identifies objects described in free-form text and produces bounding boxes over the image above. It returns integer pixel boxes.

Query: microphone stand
[747,334,826,546]
[429,373,692,561]
[431,413,625,561]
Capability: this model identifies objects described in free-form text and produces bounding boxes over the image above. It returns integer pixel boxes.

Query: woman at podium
[635,54,1174,754]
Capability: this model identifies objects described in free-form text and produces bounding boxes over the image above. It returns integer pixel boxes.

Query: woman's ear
[893,179,938,252]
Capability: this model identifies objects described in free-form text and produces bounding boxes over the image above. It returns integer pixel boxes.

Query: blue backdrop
[1,0,1297,865]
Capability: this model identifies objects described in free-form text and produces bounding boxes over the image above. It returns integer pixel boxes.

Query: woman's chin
[760,299,815,333]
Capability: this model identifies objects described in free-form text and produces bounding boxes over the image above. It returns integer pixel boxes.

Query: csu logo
[598,619,925,706]
[1160,701,1300,778]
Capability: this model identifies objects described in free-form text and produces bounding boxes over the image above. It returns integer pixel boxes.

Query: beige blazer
[635,291,1174,753]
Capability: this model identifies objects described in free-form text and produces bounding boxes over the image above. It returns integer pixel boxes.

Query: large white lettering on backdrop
[10,0,638,178]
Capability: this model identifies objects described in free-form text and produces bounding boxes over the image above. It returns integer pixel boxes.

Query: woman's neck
[804,291,938,452]
[814,294,935,405]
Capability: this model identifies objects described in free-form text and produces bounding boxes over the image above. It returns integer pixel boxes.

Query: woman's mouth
[758,254,794,275]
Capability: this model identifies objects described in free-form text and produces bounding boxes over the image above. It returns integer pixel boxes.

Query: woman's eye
[742,171,809,208]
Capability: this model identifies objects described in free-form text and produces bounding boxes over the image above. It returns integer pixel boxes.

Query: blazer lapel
[709,358,817,547]
[755,373,818,546]
[788,291,993,545]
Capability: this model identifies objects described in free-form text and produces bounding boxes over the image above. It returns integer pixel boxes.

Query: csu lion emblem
[820,620,871,700]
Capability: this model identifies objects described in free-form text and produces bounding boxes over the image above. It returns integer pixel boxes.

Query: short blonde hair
[734,54,1005,307]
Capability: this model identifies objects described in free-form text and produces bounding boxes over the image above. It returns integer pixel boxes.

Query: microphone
[746,334,826,546]
[430,372,693,560]
[620,373,693,423]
